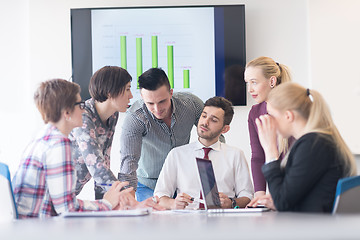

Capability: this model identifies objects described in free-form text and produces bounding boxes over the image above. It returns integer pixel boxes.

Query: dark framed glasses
[74,101,85,110]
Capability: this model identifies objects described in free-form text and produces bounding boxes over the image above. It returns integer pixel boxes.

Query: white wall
[0,0,34,174]
[308,0,360,154]
[3,0,358,200]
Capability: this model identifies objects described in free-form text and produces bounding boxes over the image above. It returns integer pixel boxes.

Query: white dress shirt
[154,139,254,209]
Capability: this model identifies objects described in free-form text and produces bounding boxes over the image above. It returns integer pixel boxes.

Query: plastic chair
[0,162,18,220]
[332,175,360,214]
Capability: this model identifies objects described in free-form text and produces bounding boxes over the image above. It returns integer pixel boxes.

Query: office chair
[332,175,360,214]
[0,162,18,220]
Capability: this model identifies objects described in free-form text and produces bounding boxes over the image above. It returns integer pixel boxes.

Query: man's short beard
[197,128,222,141]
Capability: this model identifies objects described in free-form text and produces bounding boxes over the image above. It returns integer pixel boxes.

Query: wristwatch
[229,197,237,208]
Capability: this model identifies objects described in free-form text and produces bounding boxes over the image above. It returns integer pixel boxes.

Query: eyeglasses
[74,101,85,110]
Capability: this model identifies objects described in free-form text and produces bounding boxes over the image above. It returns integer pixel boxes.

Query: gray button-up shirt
[119,92,204,190]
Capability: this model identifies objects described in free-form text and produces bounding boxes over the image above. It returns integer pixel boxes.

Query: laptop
[195,157,270,213]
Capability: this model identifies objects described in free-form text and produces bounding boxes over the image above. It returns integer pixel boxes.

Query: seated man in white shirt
[154,96,254,210]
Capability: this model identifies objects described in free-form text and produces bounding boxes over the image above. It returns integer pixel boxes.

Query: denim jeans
[136,182,154,202]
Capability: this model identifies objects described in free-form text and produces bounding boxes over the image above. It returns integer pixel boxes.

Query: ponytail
[305,89,357,176]
[277,63,292,85]
[268,83,357,176]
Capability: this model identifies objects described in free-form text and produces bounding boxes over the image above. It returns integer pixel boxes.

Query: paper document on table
[61,208,150,218]
[207,207,270,214]
[152,210,205,215]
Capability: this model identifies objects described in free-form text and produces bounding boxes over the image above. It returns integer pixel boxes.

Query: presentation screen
[71,5,246,105]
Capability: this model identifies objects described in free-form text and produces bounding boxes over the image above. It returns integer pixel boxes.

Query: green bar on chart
[120,36,127,69]
[151,36,158,68]
[183,69,190,88]
[136,38,143,89]
[167,45,174,89]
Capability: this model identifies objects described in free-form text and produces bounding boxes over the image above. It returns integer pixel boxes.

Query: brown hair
[34,79,80,123]
[268,82,357,176]
[245,56,292,85]
[89,66,132,102]
[204,96,234,126]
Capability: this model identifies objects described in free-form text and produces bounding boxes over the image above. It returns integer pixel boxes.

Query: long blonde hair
[268,82,357,176]
[246,56,292,154]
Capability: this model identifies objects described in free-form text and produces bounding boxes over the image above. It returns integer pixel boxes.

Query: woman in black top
[247,82,357,212]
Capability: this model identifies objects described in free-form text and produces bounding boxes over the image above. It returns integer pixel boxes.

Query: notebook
[195,157,270,213]
[61,208,150,218]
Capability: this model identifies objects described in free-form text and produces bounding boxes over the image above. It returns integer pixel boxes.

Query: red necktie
[203,147,212,160]
[199,147,212,209]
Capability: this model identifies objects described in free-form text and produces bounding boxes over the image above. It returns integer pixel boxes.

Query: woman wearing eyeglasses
[70,66,133,200]
[13,79,130,218]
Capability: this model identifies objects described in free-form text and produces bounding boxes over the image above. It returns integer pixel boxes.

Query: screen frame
[70,4,246,105]
[196,157,221,210]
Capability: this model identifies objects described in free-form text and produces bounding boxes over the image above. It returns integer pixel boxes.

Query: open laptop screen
[196,158,221,209]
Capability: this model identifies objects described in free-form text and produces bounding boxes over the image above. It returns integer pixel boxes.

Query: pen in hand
[190,197,205,204]
[99,183,112,187]
[97,182,130,192]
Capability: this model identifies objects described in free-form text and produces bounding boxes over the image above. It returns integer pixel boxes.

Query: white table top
[1,210,360,240]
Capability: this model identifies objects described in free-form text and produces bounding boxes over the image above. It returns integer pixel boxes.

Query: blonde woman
[244,56,293,197]
[247,83,357,212]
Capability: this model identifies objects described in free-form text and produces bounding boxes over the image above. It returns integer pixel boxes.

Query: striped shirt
[119,92,204,190]
[12,124,112,218]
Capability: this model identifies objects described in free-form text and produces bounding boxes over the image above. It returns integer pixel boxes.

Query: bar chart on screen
[119,35,191,90]
[91,7,216,104]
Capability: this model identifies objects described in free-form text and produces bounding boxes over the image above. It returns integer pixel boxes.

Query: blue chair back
[0,162,18,220]
[332,175,360,214]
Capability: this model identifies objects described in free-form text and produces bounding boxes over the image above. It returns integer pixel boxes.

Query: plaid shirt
[12,124,112,218]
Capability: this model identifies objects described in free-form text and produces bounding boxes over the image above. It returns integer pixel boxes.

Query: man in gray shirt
[118,68,204,201]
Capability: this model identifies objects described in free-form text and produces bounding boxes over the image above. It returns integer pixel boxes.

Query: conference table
[1,210,360,240]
